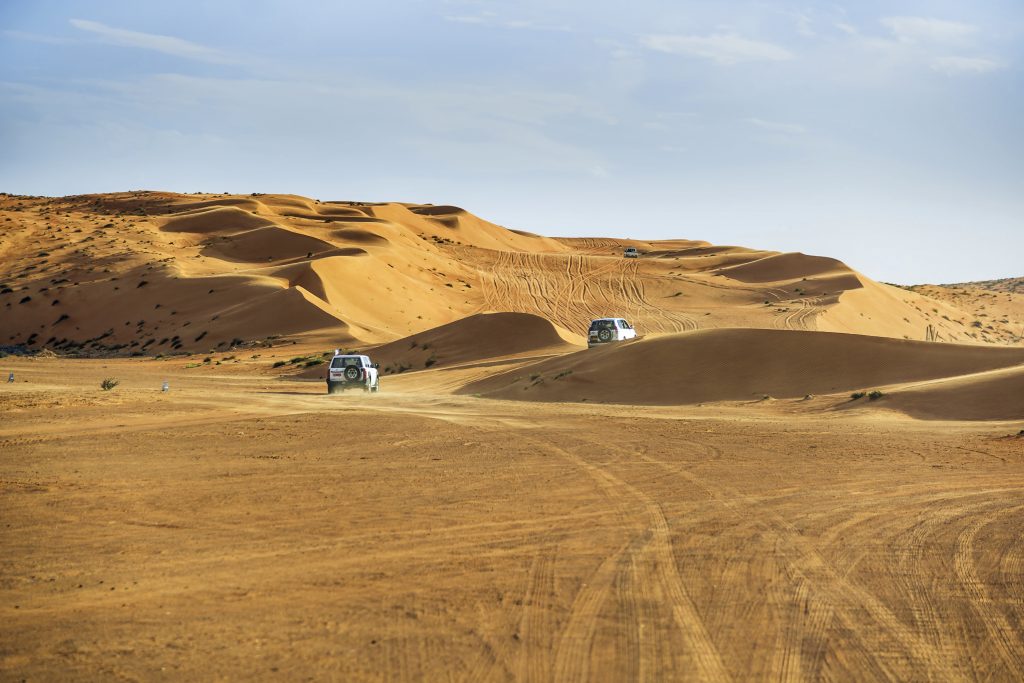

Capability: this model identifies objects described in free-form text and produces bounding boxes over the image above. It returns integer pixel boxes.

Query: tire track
[540,439,731,683]
[517,543,558,682]
[633,440,973,682]
[953,503,1024,677]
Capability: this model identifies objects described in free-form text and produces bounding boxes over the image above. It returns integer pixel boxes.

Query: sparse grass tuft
[850,391,866,400]
[100,378,119,391]
[868,390,884,401]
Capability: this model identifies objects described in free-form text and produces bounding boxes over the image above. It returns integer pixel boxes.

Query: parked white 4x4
[588,318,637,348]
[327,353,380,394]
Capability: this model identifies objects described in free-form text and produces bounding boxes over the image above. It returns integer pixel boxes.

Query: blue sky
[1,1,1021,283]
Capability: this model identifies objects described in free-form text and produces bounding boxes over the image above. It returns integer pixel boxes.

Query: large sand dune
[3,191,1014,356]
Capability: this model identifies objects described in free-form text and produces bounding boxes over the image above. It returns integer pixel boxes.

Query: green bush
[868,390,884,401]
[100,378,119,391]
[850,391,866,400]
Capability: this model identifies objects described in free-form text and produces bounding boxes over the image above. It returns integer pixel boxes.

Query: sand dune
[158,205,273,234]
[199,226,342,263]
[1,191,1019,357]
[366,312,583,373]
[713,252,852,283]
[459,328,1024,407]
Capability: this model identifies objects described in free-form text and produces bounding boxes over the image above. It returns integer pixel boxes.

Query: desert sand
[2,191,1023,681]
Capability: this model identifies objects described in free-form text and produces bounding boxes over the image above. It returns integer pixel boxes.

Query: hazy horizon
[2,1,1021,284]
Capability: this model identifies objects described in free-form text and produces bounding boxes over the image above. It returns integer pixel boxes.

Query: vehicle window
[589,320,616,331]
[330,357,345,368]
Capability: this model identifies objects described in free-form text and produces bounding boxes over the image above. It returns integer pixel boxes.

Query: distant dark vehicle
[588,318,637,348]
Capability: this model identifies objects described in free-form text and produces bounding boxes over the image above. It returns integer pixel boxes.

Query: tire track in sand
[538,439,731,683]
[632,438,972,682]
[516,542,558,682]
[953,503,1024,677]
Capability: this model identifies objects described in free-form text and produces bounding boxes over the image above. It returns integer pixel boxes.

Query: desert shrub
[273,360,287,368]
[100,378,119,391]
[303,358,324,367]
[850,391,866,400]
[554,370,573,380]
[868,390,884,401]
[424,355,437,368]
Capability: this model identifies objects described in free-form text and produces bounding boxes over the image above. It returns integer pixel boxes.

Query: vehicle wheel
[371,384,379,393]
[326,382,336,395]
[344,366,361,381]
[598,329,612,342]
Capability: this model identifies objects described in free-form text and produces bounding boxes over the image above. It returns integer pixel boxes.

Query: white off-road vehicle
[623,247,640,258]
[327,352,380,394]
[588,318,637,348]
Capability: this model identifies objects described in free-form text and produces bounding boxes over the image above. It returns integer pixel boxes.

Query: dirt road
[2,359,1023,680]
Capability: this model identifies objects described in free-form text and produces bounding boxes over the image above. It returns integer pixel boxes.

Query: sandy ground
[3,357,1023,681]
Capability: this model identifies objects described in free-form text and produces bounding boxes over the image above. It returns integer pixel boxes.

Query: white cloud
[3,29,78,46]
[642,33,793,65]
[444,15,489,25]
[931,56,1004,75]
[881,17,978,45]
[443,13,573,33]
[69,18,245,65]
[793,12,815,38]
[746,118,806,134]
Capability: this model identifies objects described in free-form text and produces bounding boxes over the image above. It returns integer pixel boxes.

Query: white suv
[327,353,380,393]
[623,247,640,258]
[588,318,637,348]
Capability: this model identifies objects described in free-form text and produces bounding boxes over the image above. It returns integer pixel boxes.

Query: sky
[1,1,1021,284]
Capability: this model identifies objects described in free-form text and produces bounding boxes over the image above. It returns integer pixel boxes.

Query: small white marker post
[162,380,169,392]
[7,372,13,383]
